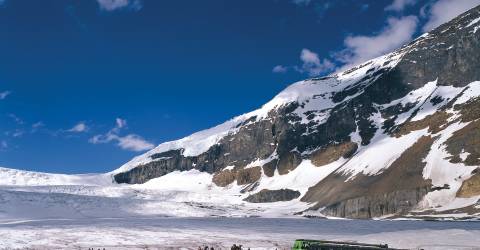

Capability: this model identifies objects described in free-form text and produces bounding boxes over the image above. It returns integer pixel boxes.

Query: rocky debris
[457,168,480,198]
[310,142,357,167]
[393,111,451,137]
[262,159,277,177]
[236,167,261,185]
[212,169,237,187]
[243,189,301,203]
[445,119,480,166]
[302,136,435,218]
[456,97,480,122]
[277,151,302,175]
[320,187,430,219]
[212,167,262,187]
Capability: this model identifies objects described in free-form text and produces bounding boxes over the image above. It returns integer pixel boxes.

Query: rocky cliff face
[112,6,480,219]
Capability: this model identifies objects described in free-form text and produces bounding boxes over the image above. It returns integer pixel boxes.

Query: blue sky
[1,0,479,173]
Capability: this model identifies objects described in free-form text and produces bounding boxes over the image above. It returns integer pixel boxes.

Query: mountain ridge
[109,5,480,219]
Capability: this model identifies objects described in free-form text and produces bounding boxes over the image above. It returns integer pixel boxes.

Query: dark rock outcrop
[244,189,301,203]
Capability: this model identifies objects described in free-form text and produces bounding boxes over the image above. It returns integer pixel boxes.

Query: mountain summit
[113,5,480,219]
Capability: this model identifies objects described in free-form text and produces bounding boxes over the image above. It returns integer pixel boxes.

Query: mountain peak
[112,5,480,219]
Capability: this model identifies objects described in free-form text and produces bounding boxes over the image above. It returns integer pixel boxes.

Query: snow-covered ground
[1,217,479,249]
[1,175,479,249]
[1,168,478,249]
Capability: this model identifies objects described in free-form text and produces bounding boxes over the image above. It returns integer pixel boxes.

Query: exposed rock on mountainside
[113,5,480,219]
[302,136,435,218]
[310,142,357,167]
[243,189,301,203]
[457,169,480,198]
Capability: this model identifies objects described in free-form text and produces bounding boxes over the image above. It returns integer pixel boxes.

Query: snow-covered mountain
[111,5,480,219]
[1,5,480,221]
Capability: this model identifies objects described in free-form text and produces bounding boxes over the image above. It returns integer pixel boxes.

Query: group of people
[198,247,215,250]
[197,244,246,250]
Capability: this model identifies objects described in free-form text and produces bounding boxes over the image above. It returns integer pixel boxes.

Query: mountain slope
[113,5,480,219]
[0,167,111,186]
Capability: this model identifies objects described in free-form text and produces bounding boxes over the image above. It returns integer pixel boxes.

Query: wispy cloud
[68,122,89,133]
[8,113,24,125]
[421,0,480,32]
[89,118,154,152]
[272,65,288,73]
[273,49,335,76]
[291,0,311,6]
[336,15,418,69]
[115,134,155,152]
[4,128,24,138]
[31,121,45,133]
[115,118,127,130]
[313,1,333,18]
[96,0,142,12]
[385,0,416,12]
[274,13,418,77]
[0,140,7,151]
[295,48,335,76]
[0,91,11,100]
[12,129,24,138]
[32,121,44,129]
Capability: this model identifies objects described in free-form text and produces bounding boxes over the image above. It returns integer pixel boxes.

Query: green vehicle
[292,239,396,250]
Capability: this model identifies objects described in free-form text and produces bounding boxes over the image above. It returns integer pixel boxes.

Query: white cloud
[296,48,335,76]
[274,49,335,77]
[8,113,23,125]
[116,134,155,151]
[68,122,88,133]
[291,0,311,6]
[385,0,416,12]
[0,91,11,100]
[89,118,154,152]
[32,121,44,129]
[4,128,24,138]
[337,15,418,69]
[272,65,288,73]
[116,118,127,129]
[0,140,7,151]
[422,0,480,32]
[279,15,418,76]
[96,0,142,11]
[31,121,45,133]
[12,129,24,138]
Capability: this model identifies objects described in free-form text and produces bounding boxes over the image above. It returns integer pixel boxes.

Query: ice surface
[0,167,112,186]
[0,217,479,249]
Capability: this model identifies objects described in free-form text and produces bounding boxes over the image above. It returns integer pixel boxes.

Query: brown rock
[455,97,480,123]
[262,159,278,177]
[277,151,302,175]
[457,169,480,198]
[212,169,236,187]
[236,166,261,185]
[394,111,451,137]
[445,119,480,166]
[310,142,358,167]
